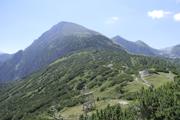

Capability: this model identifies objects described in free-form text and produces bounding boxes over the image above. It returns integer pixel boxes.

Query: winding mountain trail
[141,76,151,87]
[118,100,129,105]
[134,77,151,87]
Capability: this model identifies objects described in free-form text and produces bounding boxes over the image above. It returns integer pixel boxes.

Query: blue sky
[0,0,180,53]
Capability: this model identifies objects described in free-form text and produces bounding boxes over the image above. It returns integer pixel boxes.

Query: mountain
[0,22,123,82]
[112,36,180,58]
[112,36,158,56]
[160,45,180,58]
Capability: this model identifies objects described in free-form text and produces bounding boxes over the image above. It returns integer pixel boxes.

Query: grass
[92,81,119,99]
[124,79,148,93]
[145,72,174,88]
[125,72,174,93]
[60,99,128,119]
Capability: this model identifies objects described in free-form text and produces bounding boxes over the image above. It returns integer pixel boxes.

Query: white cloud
[148,10,171,19]
[105,16,119,24]
[111,17,119,21]
[174,13,180,21]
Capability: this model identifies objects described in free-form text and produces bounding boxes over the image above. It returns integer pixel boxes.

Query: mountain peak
[113,35,126,41]
[56,21,83,26]
[135,40,148,47]
[37,21,100,43]
[49,21,99,36]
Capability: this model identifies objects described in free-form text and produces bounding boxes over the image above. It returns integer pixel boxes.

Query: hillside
[0,49,176,120]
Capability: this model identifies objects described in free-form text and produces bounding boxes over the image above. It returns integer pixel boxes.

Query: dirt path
[141,76,151,87]
[135,77,150,87]
[118,100,129,105]
[168,71,174,81]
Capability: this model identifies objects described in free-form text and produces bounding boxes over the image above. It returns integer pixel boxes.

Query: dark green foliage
[109,73,133,87]
[137,77,180,120]
[80,105,135,120]
[76,80,86,90]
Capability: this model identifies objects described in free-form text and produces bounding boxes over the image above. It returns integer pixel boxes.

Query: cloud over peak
[147,9,180,22]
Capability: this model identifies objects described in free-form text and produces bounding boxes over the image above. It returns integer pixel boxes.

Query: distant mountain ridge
[0,22,123,82]
[112,35,180,58]
[160,45,180,58]
[112,36,158,56]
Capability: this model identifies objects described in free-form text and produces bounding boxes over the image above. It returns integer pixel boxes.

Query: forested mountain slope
[0,49,176,120]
